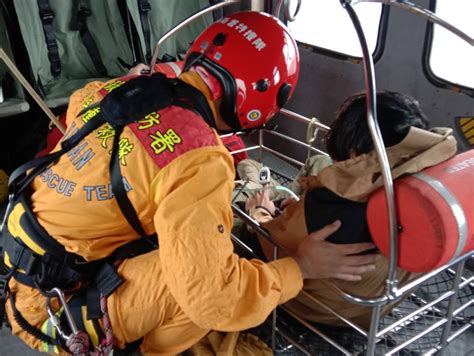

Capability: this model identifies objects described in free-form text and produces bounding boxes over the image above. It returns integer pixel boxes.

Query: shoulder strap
[8,115,105,198]
[36,0,61,78]
[103,75,216,237]
[9,75,215,240]
[77,0,107,76]
[137,0,152,63]
[172,78,216,128]
[109,125,147,237]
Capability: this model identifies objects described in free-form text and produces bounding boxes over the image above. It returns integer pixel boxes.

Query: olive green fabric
[127,0,214,62]
[0,7,13,82]
[13,0,133,107]
[0,6,29,117]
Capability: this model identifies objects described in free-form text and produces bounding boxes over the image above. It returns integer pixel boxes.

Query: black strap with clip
[137,0,152,63]
[77,0,108,76]
[36,0,61,78]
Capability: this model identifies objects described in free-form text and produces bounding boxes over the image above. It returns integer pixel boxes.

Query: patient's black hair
[325,91,429,161]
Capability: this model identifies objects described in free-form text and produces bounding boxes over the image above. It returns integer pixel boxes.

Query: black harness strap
[8,116,106,198]
[109,125,147,237]
[172,79,216,128]
[137,0,152,63]
[77,0,108,76]
[36,0,61,78]
[108,79,216,237]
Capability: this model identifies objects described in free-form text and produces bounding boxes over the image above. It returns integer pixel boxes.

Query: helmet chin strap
[184,53,242,131]
[191,66,223,101]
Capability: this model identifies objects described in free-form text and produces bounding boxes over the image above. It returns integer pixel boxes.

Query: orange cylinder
[367,149,474,272]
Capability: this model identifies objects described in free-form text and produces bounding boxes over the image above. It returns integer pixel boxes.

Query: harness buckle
[0,279,6,299]
[39,8,54,22]
[46,288,79,341]
[77,6,91,31]
[0,279,8,329]
[78,5,91,18]
[138,1,151,12]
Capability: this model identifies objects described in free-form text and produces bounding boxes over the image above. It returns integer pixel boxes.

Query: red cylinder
[367,149,474,272]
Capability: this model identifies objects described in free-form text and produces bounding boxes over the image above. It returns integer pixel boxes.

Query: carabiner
[45,287,79,341]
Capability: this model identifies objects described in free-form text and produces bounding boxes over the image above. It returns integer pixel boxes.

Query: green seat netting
[13,0,133,108]
[0,6,29,118]
[127,0,214,62]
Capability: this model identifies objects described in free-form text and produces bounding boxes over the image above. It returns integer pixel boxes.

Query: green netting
[0,6,29,117]
[127,0,214,62]
[13,0,133,107]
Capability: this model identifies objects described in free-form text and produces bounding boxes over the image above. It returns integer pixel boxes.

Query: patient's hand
[245,186,277,216]
[128,63,150,76]
[292,220,377,281]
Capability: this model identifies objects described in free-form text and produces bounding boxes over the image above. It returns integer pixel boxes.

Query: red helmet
[184,11,299,130]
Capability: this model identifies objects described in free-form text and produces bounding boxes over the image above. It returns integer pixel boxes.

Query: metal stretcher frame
[232,198,473,354]
[227,2,472,354]
[229,108,473,354]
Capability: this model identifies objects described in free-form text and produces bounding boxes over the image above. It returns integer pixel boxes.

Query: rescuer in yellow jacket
[2,11,377,355]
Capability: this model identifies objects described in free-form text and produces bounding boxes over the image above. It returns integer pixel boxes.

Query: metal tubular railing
[229,121,473,353]
[350,0,474,46]
[148,0,240,71]
[227,94,472,356]
[224,1,473,353]
[0,49,65,133]
[439,260,466,348]
[280,108,331,130]
[262,129,330,156]
[340,0,400,305]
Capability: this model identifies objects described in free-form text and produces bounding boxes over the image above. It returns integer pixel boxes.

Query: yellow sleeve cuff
[268,257,303,304]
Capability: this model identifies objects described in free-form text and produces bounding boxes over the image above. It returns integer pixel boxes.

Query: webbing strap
[172,79,216,129]
[36,0,61,78]
[109,126,147,237]
[137,0,152,62]
[8,116,105,198]
[77,0,108,76]
[9,75,215,242]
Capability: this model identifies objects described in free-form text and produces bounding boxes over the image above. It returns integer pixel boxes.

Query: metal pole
[258,129,264,163]
[0,49,65,134]
[340,0,399,299]
[366,304,382,356]
[280,108,331,130]
[149,1,240,71]
[438,260,466,352]
[271,244,279,351]
[351,0,474,46]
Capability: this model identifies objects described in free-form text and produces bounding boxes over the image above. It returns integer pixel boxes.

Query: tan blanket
[307,127,457,202]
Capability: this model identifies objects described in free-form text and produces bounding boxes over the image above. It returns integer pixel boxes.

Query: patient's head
[325,91,429,161]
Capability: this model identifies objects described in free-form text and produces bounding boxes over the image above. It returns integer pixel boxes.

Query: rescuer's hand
[292,220,377,281]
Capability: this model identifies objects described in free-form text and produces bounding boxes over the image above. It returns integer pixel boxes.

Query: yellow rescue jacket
[5,72,303,351]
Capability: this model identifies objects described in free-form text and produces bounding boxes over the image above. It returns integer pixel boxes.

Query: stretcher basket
[225,2,473,354]
[228,120,473,355]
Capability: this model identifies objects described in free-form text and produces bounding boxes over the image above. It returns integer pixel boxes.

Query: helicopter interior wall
[269,0,473,162]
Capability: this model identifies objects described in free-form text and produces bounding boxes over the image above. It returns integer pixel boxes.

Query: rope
[65,294,114,355]
[100,294,115,353]
[66,331,90,355]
